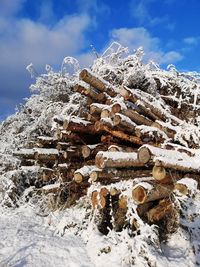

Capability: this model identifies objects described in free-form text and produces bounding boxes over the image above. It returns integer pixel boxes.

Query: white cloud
[0,0,26,17]
[110,27,183,64]
[0,11,92,114]
[130,0,175,29]
[183,37,200,46]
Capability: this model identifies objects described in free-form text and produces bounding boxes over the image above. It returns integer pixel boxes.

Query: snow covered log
[135,125,168,143]
[152,165,181,183]
[74,82,107,102]
[89,169,152,182]
[95,151,144,169]
[81,143,108,159]
[62,117,96,134]
[13,149,35,160]
[132,181,174,204]
[79,69,117,97]
[34,148,59,161]
[73,165,97,183]
[36,136,58,148]
[95,123,143,145]
[123,109,153,126]
[41,167,55,182]
[147,198,173,222]
[113,113,136,133]
[120,87,162,121]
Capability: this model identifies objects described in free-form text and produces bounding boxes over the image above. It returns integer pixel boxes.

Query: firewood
[62,117,96,134]
[151,121,176,139]
[154,155,200,173]
[74,82,107,102]
[41,183,61,194]
[135,125,168,143]
[120,87,168,121]
[63,146,83,160]
[118,196,128,209]
[79,69,117,97]
[123,109,153,126]
[90,168,151,182]
[90,103,109,115]
[36,136,58,148]
[108,145,136,152]
[87,113,100,123]
[100,108,113,119]
[56,142,71,151]
[81,143,108,159]
[13,149,35,160]
[73,165,97,183]
[34,148,59,161]
[113,113,136,133]
[152,165,181,183]
[147,198,173,223]
[95,151,144,169]
[95,123,142,145]
[132,181,174,204]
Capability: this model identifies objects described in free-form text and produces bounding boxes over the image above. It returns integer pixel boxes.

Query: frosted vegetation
[0,42,200,266]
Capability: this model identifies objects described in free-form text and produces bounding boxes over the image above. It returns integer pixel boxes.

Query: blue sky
[0,0,200,120]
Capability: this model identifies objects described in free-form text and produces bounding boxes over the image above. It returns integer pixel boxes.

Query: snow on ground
[0,206,94,267]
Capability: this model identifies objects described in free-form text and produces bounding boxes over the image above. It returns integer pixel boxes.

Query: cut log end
[132,186,147,204]
[174,183,188,195]
[74,173,83,183]
[138,147,151,164]
[82,145,91,158]
[90,171,98,182]
[152,165,166,181]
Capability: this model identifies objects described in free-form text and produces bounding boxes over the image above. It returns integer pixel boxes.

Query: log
[63,117,96,134]
[95,123,142,145]
[95,151,144,169]
[99,187,109,209]
[132,181,174,204]
[63,146,83,160]
[147,198,173,222]
[108,145,136,152]
[174,178,198,195]
[73,165,97,183]
[120,87,167,121]
[74,82,107,102]
[42,183,61,194]
[123,109,153,126]
[34,148,59,161]
[151,121,176,139]
[56,142,71,151]
[36,136,58,148]
[135,125,168,143]
[152,166,181,183]
[13,149,35,160]
[154,155,200,173]
[79,69,117,97]
[90,103,108,115]
[118,196,128,209]
[138,145,198,172]
[113,113,136,133]
[81,143,108,159]
[87,113,100,123]
[90,169,151,182]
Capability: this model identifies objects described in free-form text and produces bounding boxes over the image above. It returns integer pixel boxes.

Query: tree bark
[95,151,144,169]
[79,69,117,97]
[132,181,174,204]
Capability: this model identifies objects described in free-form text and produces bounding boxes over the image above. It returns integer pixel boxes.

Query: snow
[97,151,138,161]
[0,207,94,267]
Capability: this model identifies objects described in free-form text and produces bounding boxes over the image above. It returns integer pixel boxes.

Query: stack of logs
[14,68,200,234]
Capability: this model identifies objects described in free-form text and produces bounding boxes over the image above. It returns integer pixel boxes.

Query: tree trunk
[132,181,174,204]
[95,151,144,169]
[79,69,117,97]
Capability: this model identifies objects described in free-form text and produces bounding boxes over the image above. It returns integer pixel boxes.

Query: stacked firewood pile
[14,68,200,234]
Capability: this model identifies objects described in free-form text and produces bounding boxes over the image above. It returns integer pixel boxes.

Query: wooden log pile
[14,68,200,235]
